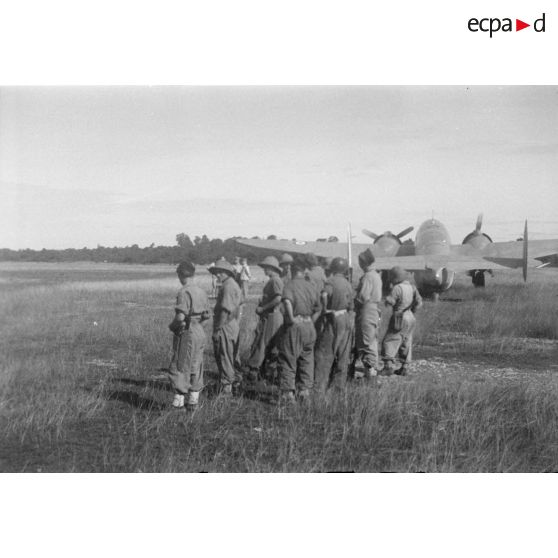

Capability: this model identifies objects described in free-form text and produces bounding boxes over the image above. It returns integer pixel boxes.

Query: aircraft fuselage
[412,219,455,296]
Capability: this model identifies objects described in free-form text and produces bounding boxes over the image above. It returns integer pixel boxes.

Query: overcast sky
[1,86,557,249]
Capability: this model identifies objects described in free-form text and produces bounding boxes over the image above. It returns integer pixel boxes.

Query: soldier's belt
[326,309,347,317]
[293,315,313,323]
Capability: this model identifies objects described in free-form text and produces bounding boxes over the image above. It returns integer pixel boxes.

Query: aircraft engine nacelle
[414,267,455,296]
[462,213,493,251]
[462,231,493,250]
[373,234,404,257]
[434,267,455,291]
[362,226,414,257]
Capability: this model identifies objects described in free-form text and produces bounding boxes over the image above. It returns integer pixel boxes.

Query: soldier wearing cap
[210,258,243,394]
[381,266,423,376]
[277,262,322,402]
[245,256,284,384]
[305,252,326,293]
[279,253,294,282]
[314,257,355,391]
[351,248,383,382]
[167,261,210,409]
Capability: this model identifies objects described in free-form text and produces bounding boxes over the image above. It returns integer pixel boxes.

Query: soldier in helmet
[279,253,294,282]
[381,266,423,376]
[167,261,210,409]
[351,248,383,382]
[244,256,284,384]
[314,257,355,391]
[210,258,243,395]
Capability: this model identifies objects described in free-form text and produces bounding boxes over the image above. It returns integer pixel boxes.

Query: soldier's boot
[395,365,408,377]
[220,384,233,397]
[364,367,378,386]
[298,389,311,404]
[278,390,296,406]
[245,367,259,384]
[172,394,185,408]
[187,391,200,408]
[381,361,396,377]
[232,382,243,397]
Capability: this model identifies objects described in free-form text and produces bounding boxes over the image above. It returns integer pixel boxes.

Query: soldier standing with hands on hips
[381,266,423,376]
[351,248,383,384]
[277,261,321,403]
[245,256,284,385]
[167,261,210,409]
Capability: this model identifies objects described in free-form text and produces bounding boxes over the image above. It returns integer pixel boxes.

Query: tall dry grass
[0,263,557,472]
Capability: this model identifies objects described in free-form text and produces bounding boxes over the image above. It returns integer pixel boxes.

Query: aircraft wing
[236,238,513,272]
[235,238,372,259]
[369,255,514,272]
[452,238,558,269]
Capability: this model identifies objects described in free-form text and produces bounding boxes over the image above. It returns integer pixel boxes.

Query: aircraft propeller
[475,212,483,234]
[362,226,414,242]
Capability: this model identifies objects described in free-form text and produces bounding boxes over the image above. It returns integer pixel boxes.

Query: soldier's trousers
[314,313,354,391]
[168,321,206,394]
[354,308,380,370]
[382,311,416,365]
[246,309,283,376]
[277,320,316,392]
[213,319,242,386]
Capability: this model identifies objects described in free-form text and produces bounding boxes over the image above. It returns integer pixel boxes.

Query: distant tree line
[0,234,268,265]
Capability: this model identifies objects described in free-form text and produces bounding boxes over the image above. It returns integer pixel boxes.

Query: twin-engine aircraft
[236,215,558,297]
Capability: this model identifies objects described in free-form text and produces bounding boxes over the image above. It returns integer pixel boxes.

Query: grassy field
[1,262,557,472]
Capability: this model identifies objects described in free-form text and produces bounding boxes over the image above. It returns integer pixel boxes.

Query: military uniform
[168,284,210,396]
[306,265,326,294]
[213,275,243,387]
[314,273,355,391]
[381,280,422,372]
[278,277,321,393]
[353,268,383,374]
[246,272,284,378]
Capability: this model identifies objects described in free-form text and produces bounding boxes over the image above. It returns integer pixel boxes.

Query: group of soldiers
[166,249,422,409]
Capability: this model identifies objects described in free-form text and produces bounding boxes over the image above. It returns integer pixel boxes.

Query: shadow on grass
[200,378,278,406]
[114,377,173,392]
[106,389,164,411]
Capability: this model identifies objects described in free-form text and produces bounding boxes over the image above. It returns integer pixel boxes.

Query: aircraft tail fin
[347,223,353,283]
[522,220,528,282]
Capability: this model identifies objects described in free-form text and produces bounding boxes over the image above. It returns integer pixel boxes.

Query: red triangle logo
[516,19,530,31]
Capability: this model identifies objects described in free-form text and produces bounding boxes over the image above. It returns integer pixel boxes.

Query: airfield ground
[0,262,557,472]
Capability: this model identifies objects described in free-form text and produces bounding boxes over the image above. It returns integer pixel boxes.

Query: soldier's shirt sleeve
[175,289,192,315]
[385,284,401,307]
[412,286,423,310]
[269,276,284,298]
[219,281,237,314]
[282,282,295,303]
[371,273,383,304]
[355,274,372,305]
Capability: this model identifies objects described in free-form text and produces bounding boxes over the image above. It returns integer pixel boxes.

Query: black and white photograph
[1,2,558,557]
[2,85,557,473]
